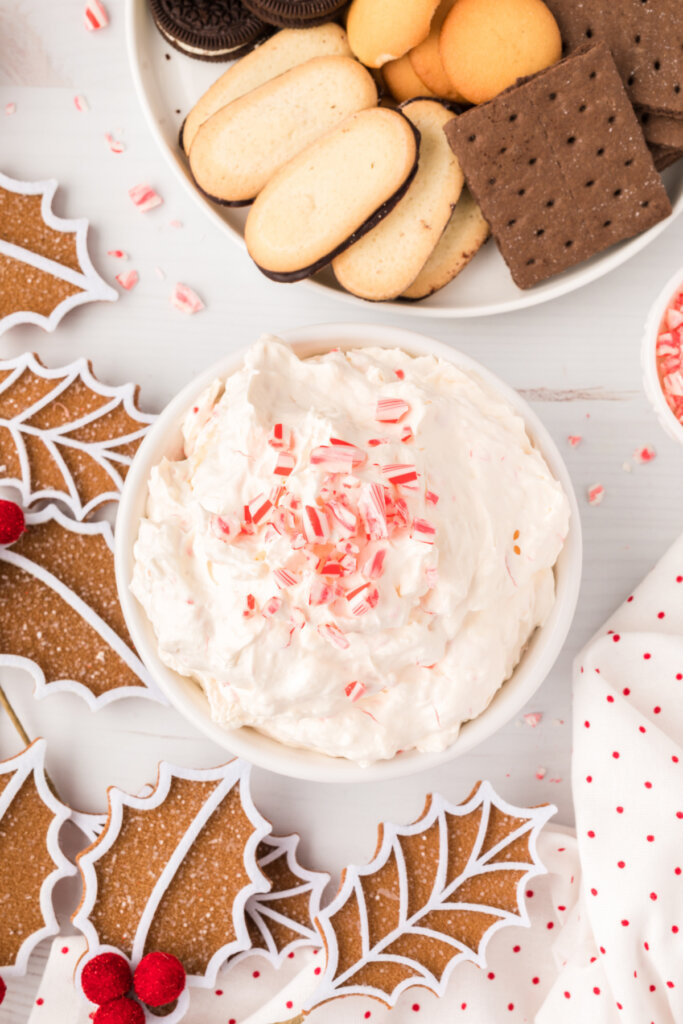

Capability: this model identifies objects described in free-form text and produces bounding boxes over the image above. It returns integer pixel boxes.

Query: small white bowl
[115,324,582,782]
[642,265,683,445]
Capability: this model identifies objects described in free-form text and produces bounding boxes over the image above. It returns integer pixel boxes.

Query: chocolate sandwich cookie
[148,0,270,61]
[241,0,347,29]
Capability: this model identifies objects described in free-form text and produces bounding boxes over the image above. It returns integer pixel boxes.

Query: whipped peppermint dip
[132,337,570,764]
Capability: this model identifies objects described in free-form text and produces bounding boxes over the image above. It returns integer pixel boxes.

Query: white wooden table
[1,1,683,1019]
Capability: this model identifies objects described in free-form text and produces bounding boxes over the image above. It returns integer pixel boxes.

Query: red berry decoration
[134,951,186,1008]
[81,952,133,1005]
[0,500,25,545]
[0,975,6,1005]
[93,997,145,1024]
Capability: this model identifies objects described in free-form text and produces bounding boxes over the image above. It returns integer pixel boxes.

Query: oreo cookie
[241,0,347,29]
[148,0,270,62]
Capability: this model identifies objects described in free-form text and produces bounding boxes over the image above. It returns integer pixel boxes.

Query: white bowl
[115,324,582,782]
[642,264,683,445]
[125,0,683,320]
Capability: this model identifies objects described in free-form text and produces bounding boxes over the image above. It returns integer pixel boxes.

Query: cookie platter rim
[115,321,583,782]
[126,0,683,319]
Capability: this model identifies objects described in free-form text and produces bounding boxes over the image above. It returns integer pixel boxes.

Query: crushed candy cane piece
[268,424,292,450]
[381,464,418,487]
[213,515,239,541]
[400,425,414,443]
[345,680,366,701]
[395,368,405,380]
[274,568,298,589]
[128,183,162,212]
[367,438,390,447]
[247,493,272,524]
[326,499,357,536]
[104,132,125,154]
[425,489,439,506]
[375,397,410,423]
[74,95,88,112]
[535,767,547,780]
[311,445,361,473]
[169,219,183,229]
[632,445,656,464]
[411,518,436,544]
[84,0,108,29]
[318,622,350,649]
[358,482,387,540]
[4,102,16,116]
[309,578,334,605]
[329,438,366,466]
[362,548,386,579]
[107,249,127,259]
[274,452,295,477]
[303,505,329,543]
[587,483,605,506]
[523,712,543,727]
[262,596,282,618]
[567,435,582,448]
[115,269,138,291]
[171,283,204,314]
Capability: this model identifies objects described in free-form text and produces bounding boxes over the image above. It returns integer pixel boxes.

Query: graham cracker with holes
[445,43,671,289]
[636,108,683,151]
[545,0,682,117]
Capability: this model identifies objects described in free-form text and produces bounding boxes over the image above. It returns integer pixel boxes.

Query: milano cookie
[181,24,352,155]
[332,99,464,301]
[402,187,490,300]
[306,782,555,1011]
[346,0,440,68]
[189,56,377,205]
[245,107,419,281]
[0,172,116,335]
[440,0,562,105]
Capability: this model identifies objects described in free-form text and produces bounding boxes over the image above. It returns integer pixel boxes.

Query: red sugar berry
[0,500,25,546]
[134,951,185,1008]
[0,976,5,1005]
[81,953,133,1005]
[93,997,144,1024]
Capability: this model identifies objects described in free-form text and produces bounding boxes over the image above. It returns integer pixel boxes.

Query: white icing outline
[307,782,555,1009]
[0,739,76,977]
[0,351,155,520]
[231,833,329,967]
[0,505,167,708]
[0,171,117,336]
[72,759,272,1024]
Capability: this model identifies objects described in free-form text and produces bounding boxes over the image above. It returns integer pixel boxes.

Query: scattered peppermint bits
[171,283,204,315]
[84,0,108,29]
[104,132,125,154]
[587,483,605,506]
[524,711,543,727]
[128,183,162,212]
[115,269,138,291]
[632,444,656,464]
[567,435,582,447]
[74,95,89,112]
[375,397,410,423]
[107,249,127,260]
[4,102,16,116]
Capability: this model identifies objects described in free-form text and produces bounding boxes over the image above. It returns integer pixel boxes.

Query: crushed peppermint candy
[74,95,89,112]
[587,483,605,507]
[107,249,127,259]
[523,712,543,727]
[376,397,410,423]
[84,0,108,29]
[4,102,16,116]
[128,183,163,212]
[632,445,656,464]
[318,623,350,650]
[567,435,582,448]
[345,681,366,701]
[171,283,204,314]
[115,269,138,291]
[656,287,683,425]
[274,452,295,477]
[104,131,125,154]
[411,518,436,544]
[535,767,547,780]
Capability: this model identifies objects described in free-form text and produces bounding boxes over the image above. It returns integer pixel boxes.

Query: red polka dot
[252,971,260,978]
[654,706,662,714]
[658,611,665,619]
[508,1004,514,1011]
[487,972,495,980]
[314,967,321,975]
[612,634,621,642]
[650,892,658,900]
[612,751,620,759]
[673,926,679,934]
[621,919,630,927]
[645,781,653,788]
[365,1013,371,1019]
[618,860,626,868]
[639,726,647,733]
[587,830,596,838]
[647,835,655,842]
[584,720,591,728]
[650,984,656,992]
[564,991,571,999]
[412,1004,420,1012]
[288,952,295,959]
[215,989,223,996]
[616,806,624,813]
[676,867,682,875]
[644,653,651,660]
[616,1002,622,1010]
[606,695,614,703]
[513,945,521,952]
[526,889,534,898]
[586,775,593,783]
[593,987,601,995]
[61,946,69,954]
[36,999,44,1007]
[627,595,634,602]
[230,1019,236,1023]
[547,922,554,930]
[286,1002,293,1010]
[623,687,631,695]
[600,947,606,954]
[591,887,598,895]
[645,941,650,950]
[677,576,682,582]
[667,981,675,989]
[677,674,683,681]
[532,977,540,985]
[674,756,680,763]
[461,1004,466,1011]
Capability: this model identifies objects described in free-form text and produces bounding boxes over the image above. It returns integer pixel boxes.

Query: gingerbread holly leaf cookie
[0,739,75,983]
[0,504,164,708]
[0,171,117,334]
[306,782,555,1011]
[240,834,329,964]
[0,352,154,520]
[73,759,271,1022]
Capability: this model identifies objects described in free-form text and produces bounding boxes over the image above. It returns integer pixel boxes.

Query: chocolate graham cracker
[544,0,682,117]
[445,43,671,290]
[636,108,683,152]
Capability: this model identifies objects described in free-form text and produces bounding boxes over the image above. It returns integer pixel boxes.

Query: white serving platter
[126,0,683,318]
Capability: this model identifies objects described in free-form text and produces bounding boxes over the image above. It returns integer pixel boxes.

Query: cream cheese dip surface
[132,337,570,764]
